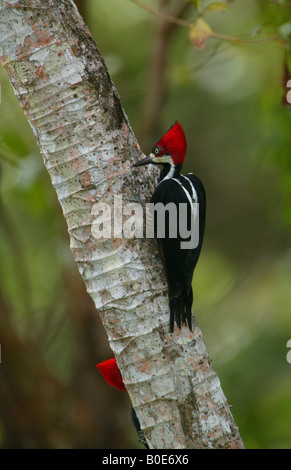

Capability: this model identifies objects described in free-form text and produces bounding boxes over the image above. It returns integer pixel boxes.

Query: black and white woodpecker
[132,122,206,332]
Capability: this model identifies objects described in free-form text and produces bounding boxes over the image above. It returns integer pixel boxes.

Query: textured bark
[0,0,244,449]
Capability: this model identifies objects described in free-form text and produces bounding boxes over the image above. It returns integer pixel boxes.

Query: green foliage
[278,21,291,38]
[202,2,229,13]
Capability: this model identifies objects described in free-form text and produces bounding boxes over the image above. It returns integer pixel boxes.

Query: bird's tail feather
[169,287,193,332]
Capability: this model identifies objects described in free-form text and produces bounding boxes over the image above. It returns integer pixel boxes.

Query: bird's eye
[154,147,160,155]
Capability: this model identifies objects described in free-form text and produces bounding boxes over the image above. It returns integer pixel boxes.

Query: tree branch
[131,0,191,28]
[132,0,280,47]
[138,0,192,147]
[0,0,244,449]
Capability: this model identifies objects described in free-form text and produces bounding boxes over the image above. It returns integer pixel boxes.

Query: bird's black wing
[150,174,206,331]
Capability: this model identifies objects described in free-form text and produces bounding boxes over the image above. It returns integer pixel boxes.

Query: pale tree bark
[0,0,244,449]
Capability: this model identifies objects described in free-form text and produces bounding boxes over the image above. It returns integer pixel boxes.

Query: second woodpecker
[133,122,206,332]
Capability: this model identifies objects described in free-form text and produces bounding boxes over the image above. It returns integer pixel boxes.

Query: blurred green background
[0,0,291,449]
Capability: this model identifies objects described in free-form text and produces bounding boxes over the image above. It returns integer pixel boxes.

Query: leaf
[189,18,213,49]
[203,2,229,12]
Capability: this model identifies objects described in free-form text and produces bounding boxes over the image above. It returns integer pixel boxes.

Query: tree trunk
[0,0,244,449]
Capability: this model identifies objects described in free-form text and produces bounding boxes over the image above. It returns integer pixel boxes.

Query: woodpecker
[97,359,149,449]
[97,358,126,392]
[132,122,206,332]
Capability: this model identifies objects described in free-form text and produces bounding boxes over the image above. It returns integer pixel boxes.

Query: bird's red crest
[96,358,126,392]
[154,121,187,165]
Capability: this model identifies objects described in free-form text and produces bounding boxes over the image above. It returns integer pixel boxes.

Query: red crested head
[152,121,187,165]
[96,358,126,392]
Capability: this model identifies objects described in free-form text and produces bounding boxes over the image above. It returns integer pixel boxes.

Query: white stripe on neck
[172,177,198,219]
[154,154,175,183]
[161,163,175,182]
[181,175,198,203]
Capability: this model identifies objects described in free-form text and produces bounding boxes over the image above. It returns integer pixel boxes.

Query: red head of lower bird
[96,358,126,392]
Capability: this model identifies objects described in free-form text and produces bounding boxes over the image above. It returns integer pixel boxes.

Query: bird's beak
[132,155,154,168]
